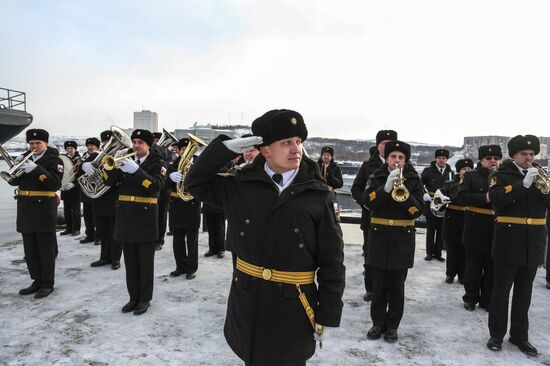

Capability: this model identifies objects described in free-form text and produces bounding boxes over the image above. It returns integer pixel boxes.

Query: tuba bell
[77,126,133,198]
[0,146,37,182]
[529,162,550,194]
[176,133,207,200]
[391,164,410,202]
[430,189,451,217]
[156,128,178,149]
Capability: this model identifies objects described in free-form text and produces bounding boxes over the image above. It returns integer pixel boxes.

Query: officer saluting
[185,109,345,366]
[362,140,424,343]
[102,129,167,315]
[9,129,63,299]
[486,135,549,356]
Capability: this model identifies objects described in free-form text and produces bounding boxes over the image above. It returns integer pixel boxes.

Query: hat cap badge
[527,141,532,145]
[396,143,400,146]
[137,131,141,135]
[33,132,37,136]
[290,117,297,125]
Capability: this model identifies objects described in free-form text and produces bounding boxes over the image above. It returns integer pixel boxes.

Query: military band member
[456,145,502,311]
[440,158,473,284]
[486,135,549,356]
[363,140,424,343]
[9,129,63,299]
[317,146,343,192]
[203,202,226,258]
[79,137,101,244]
[185,109,345,366]
[152,131,171,251]
[59,140,81,236]
[103,129,167,315]
[421,148,453,262]
[547,215,550,289]
[351,130,398,302]
[83,131,121,270]
[167,138,201,280]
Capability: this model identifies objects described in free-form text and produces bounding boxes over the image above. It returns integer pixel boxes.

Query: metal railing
[0,87,27,111]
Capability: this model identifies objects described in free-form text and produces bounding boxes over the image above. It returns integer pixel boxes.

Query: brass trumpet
[102,151,138,171]
[391,164,410,202]
[529,162,550,194]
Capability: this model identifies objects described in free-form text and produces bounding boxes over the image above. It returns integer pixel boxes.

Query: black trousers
[463,247,493,306]
[425,213,443,257]
[205,213,225,253]
[362,225,373,293]
[62,197,81,232]
[173,228,199,273]
[157,199,169,244]
[446,240,465,279]
[82,201,95,239]
[370,266,408,329]
[122,241,156,303]
[96,216,121,263]
[489,261,537,341]
[22,232,57,288]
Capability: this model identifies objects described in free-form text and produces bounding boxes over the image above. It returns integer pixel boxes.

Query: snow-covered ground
[1,228,549,366]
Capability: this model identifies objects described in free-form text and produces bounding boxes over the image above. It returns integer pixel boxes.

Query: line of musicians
[353,131,549,357]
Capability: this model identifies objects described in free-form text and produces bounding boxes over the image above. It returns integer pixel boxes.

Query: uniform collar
[264,162,299,192]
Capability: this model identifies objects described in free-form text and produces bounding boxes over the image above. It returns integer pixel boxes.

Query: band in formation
[2,110,549,365]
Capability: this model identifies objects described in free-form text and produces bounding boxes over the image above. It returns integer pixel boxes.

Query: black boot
[134,302,150,315]
[464,302,475,311]
[59,230,71,236]
[384,329,398,343]
[367,326,384,340]
[121,300,138,313]
[19,284,40,295]
[487,337,502,352]
[34,288,54,299]
[509,338,538,356]
[445,276,454,284]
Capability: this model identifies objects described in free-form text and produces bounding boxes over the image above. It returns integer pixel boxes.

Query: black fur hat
[85,137,100,148]
[131,129,154,146]
[100,130,112,142]
[435,149,449,158]
[369,146,378,157]
[26,129,49,142]
[321,146,334,156]
[507,135,540,157]
[376,130,397,145]
[64,140,77,149]
[251,109,307,147]
[177,138,189,149]
[455,158,474,172]
[478,145,502,160]
[384,140,411,162]
[153,132,162,139]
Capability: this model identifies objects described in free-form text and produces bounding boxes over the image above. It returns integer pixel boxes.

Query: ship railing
[0,87,27,111]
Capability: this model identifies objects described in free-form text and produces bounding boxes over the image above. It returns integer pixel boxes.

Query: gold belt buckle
[261,268,272,280]
[130,196,135,202]
[526,218,533,225]
[388,219,394,225]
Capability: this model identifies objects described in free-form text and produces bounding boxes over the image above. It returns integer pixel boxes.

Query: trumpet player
[456,145,501,312]
[167,138,201,279]
[439,158,474,284]
[59,140,81,236]
[9,129,63,299]
[362,140,424,343]
[102,129,167,316]
[486,135,549,356]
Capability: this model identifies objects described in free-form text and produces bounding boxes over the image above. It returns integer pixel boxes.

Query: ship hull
[0,109,33,144]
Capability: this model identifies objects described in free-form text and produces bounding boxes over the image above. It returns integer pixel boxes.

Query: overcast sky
[2,0,550,146]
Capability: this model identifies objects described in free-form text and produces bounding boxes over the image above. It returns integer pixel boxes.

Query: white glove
[14,154,25,163]
[423,192,432,201]
[384,168,400,193]
[523,167,538,188]
[64,182,75,190]
[114,149,128,158]
[22,162,37,173]
[223,136,263,154]
[119,158,139,174]
[169,171,183,183]
[82,162,95,176]
[313,324,332,343]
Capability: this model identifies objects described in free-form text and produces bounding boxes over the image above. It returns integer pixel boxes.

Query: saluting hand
[22,162,37,173]
[169,171,183,183]
[384,168,400,193]
[119,158,139,174]
[223,136,263,154]
[523,167,538,189]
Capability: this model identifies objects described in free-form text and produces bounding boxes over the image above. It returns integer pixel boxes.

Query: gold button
[245,219,250,224]
[388,220,394,225]
[298,243,304,248]
[261,268,272,280]
[240,232,245,236]
[294,228,299,233]
[131,196,135,202]
[527,218,533,224]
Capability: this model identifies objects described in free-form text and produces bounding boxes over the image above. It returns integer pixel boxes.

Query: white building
[133,110,158,132]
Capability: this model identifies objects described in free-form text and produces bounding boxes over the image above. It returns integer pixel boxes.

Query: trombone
[0,148,38,182]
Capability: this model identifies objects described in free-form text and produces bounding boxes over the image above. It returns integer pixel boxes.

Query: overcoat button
[294,228,299,233]
[240,232,245,236]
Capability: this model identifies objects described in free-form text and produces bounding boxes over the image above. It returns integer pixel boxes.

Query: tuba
[59,155,76,190]
[77,126,133,198]
[430,189,451,217]
[530,162,550,194]
[0,146,37,182]
[176,133,207,200]
[391,164,410,202]
[156,128,178,148]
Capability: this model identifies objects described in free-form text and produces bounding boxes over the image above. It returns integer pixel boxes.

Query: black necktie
[136,159,141,166]
[272,173,283,186]
[522,169,528,176]
[440,168,444,174]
